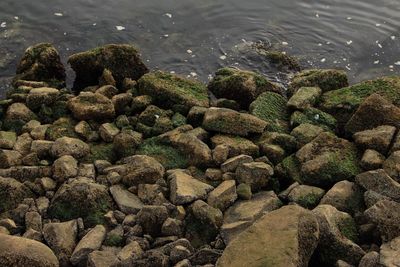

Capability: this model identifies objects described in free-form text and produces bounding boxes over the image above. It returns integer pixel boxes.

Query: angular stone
[68,92,115,121]
[217,205,319,267]
[120,155,165,186]
[353,125,396,155]
[0,149,22,168]
[360,149,385,170]
[383,151,400,182]
[287,185,325,209]
[87,250,117,267]
[99,123,120,142]
[0,177,33,213]
[50,136,90,159]
[137,205,169,236]
[211,134,259,158]
[290,123,325,148]
[221,154,253,173]
[287,86,322,110]
[26,87,60,110]
[52,155,78,183]
[110,185,144,214]
[358,251,380,267]
[207,180,237,211]
[235,161,273,191]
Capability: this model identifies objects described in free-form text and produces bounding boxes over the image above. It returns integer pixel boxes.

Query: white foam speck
[186,49,193,54]
[391,36,396,40]
[14,16,19,20]
[376,23,381,27]
[346,40,353,45]
[0,22,6,28]
[163,34,169,38]
[92,23,97,26]
[116,26,125,31]
[316,13,320,18]
[170,71,176,74]
[282,41,288,46]
[165,13,172,18]
[219,55,227,60]
[54,13,63,17]
[378,43,383,48]
[394,61,400,66]
[347,17,352,20]
[320,58,326,63]
[190,72,197,77]
[374,60,380,64]
[389,65,394,68]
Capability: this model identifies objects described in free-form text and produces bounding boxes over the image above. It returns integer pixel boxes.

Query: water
[1,0,400,93]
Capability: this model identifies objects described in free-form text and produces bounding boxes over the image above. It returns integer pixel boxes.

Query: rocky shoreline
[0,42,399,267]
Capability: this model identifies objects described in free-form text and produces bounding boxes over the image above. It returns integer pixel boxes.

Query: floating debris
[163,34,169,38]
[186,49,193,54]
[376,23,381,27]
[346,40,353,45]
[14,16,19,20]
[282,41,288,46]
[315,13,320,18]
[219,55,227,60]
[394,61,400,66]
[374,60,380,64]
[320,58,326,63]
[165,13,172,18]
[116,26,125,31]
[54,13,63,17]
[190,72,197,77]
[347,17,352,20]
[92,23,97,26]
[0,22,6,28]
[391,36,396,40]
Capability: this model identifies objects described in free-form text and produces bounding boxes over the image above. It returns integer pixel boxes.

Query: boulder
[68,44,148,89]
[208,67,280,109]
[137,71,209,111]
[290,107,337,131]
[0,149,22,168]
[68,92,116,121]
[211,134,259,158]
[87,250,117,267]
[4,103,37,132]
[120,155,165,186]
[0,233,59,267]
[99,123,120,142]
[287,86,322,110]
[110,184,144,214]
[287,185,325,209]
[26,87,60,110]
[14,43,65,87]
[353,125,396,155]
[290,123,325,148]
[203,107,267,136]
[51,136,90,159]
[137,205,169,236]
[207,180,237,211]
[0,131,17,149]
[52,155,78,183]
[358,251,379,267]
[0,177,33,213]
[235,161,273,191]
[360,149,385,170]
[217,205,319,267]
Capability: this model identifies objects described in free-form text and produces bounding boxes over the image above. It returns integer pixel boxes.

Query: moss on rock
[290,108,337,131]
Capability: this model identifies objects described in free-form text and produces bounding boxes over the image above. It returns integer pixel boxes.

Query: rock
[51,136,90,159]
[190,248,222,265]
[113,130,142,158]
[287,86,322,110]
[290,107,337,131]
[312,205,365,266]
[112,93,134,114]
[287,185,325,209]
[99,68,116,87]
[13,133,33,155]
[0,177,33,213]
[161,217,183,236]
[295,132,360,188]
[290,123,325,148]
[383,151,400,182]
[116,240,144,264]
[221,191,282,244]
[202,107,267,136]
[358,251,379,267]
[207,180,237,211]
[68,44,148,89]
[25,211,42,232]
[379,236,400,267]
[217,205,319,267]
[236,183,252,200]
[14,43,65,87]
[43,219,78,265]
[364,199,400,242]
[0,233,59,267]
[353,125,396,155]
[138,71,209,111]
[30,140,53,158]
[110,185,144,214]
[221,154,253,173]
[320,180,364,214]
[360,149,385,170]
[289,69,348,95]
[121,155,165,186]
[208,67,280,109]
[4,103,37,132]
[235,161,273,191]
[68,92,115,121]
[345,94,400,134]
[249,92,289,132]
[170,245,192,264]
[137,205,169,236]
[48,177,114,226]
[52,155,78,182]
[0,131,17,149]
[319,77,400,127]
[211,134,259,158]
[70,225,106,266]
[99,123,120,142]
[87,250,117,267]
[169,170,214,205]
[0,149,22,168]
[26,87,60,110]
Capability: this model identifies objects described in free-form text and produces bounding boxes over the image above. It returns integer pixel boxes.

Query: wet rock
[249,91,289,132]
[295,132,360,188]
[120,155,165,186]
[52,155,78,183]
[211,134,259,158]
[137,205,169,236]
[51,136,90,159]
[287,184,325,209]
[14,43,65,87]
[360,149,385,170]
[320,180,364,214]
[169,170,214,205]
[68,92,116,121]
[208,67,280,109]
[112,93,133,115]
[138,71,209,111]
[0,177,33,213]
[221,191,282,244]
[355,169,400,202]
[235,161,273,191]
[202,107,267,136]
[0,233,59,267]
[287,86,322,110]
[364,199,400,242]
[43,219,78,266]
[289,68,348,95]
[207,180,237,211]
[48,177,114,226]
[217,205,319,267]
[312,205,365,266]
[383,151,400,182]
[96,84,118,99]
[68,44,148,89]
[379,236,400,267]
[290,123,325,148]
[110,184,144,214]
[99,68,116,87]
[70,225,106,265]
[353,125,396,155]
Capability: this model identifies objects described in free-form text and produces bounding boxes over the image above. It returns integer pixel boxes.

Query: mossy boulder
[48,177,114,227]
[211,134,259,158]
[137,71,209,112]
[295,132,361,188]
[84,142,117,163]
[208,67,280,109]
[68,92,115,121]
[0,177,34,213]
[3,103,37,133]
[68,44,148,89]
[249,92,289,132]
[290,108,337,131]
[319,76,400,126]
[45,117,78,141]
[14,43,66,88]
[289,69,348,95]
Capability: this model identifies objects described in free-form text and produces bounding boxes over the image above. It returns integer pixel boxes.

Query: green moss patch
[290,108,337,131]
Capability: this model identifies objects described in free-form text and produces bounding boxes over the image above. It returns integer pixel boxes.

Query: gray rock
[87,250,118,267]
[358,251,379,267]
[287,184,325,209]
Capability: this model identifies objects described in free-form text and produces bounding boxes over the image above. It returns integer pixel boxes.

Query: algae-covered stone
[45,117,78,141]
[0,131,17,149]
[0,177,33,213]
[68,92,115,121]
[249,91,289,132]
[289,69,348,95]
[208,67,280,109]
[290,108,337,131]
[353,125,396,155]
[202,107,267,136]
[287,185,325,209]
[48,177,114,226]
[211,134,259,158]
[320,77,400,125]
[68,44,148,89]
[4,103,37,133]
[217,205,319,267]
[26,87,60,110]
[287,86,322,110]
[138,71,209,111]
[295,132,361,188]
[14,43,66,88]
[51,136,90,159]
[290,123,325,148]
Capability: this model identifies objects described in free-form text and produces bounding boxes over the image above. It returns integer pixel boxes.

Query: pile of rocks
[0,43,399,267]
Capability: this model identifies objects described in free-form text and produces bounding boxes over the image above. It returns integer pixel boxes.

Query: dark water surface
[1,0,400,92]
